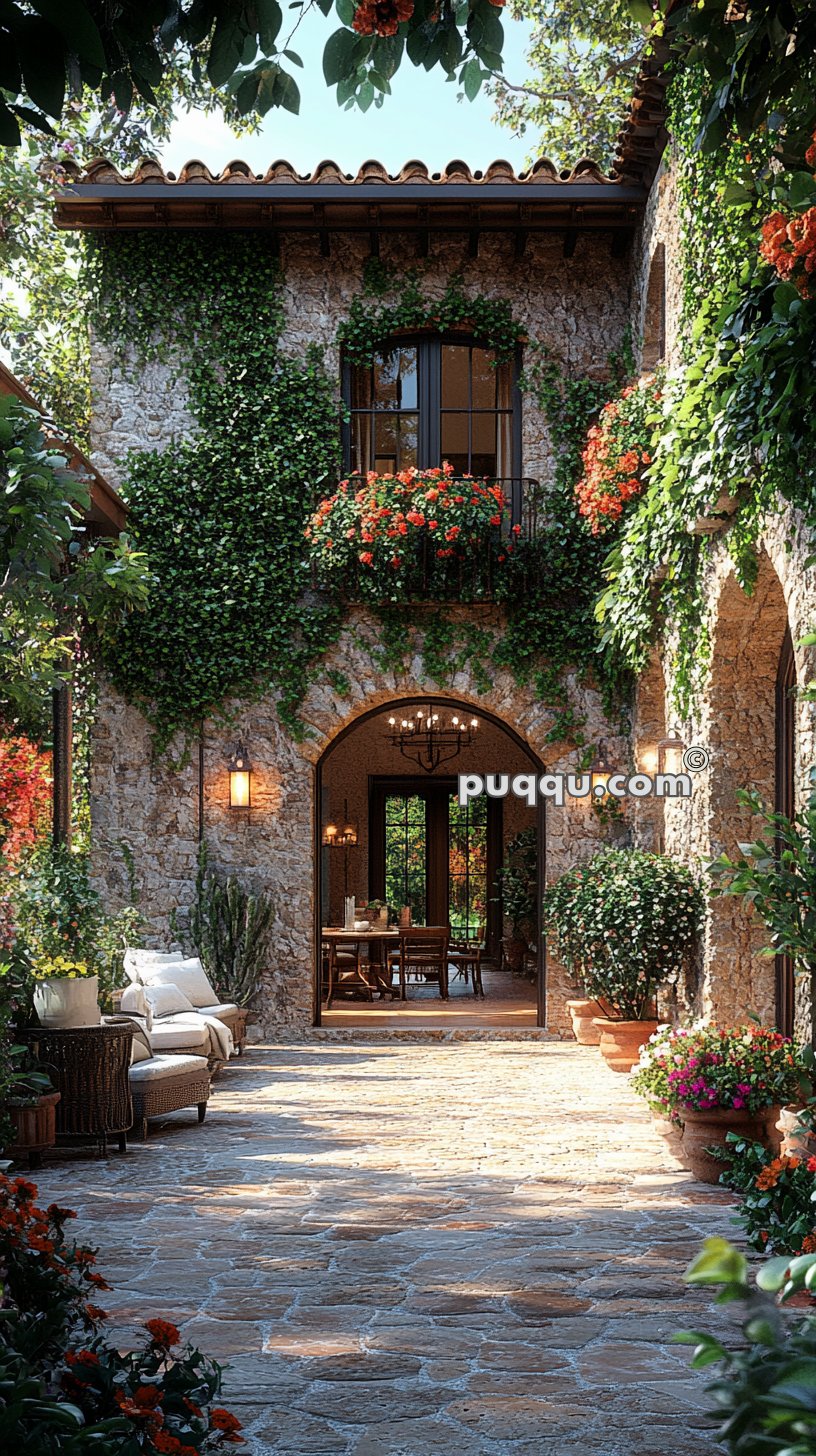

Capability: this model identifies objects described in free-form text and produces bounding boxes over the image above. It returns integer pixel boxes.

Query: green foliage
[678,1237,816,1454]
[187,845,275,1008]
[720,1135,816,1255]
[0,395,151,733]
[338,269,525,366]
[595,62,816,716]
[491,0,650,167]
[0,0,509,146]
[10,844,143,1007]
[86,231,343,748]
[542,847,703,1019]
[709,770,816,976]
[0,1175,242,1451]
[495,826,537,940]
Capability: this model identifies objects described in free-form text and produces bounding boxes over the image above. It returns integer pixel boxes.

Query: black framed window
[344,337,518,477]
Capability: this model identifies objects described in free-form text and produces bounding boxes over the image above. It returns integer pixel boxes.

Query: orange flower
[210,1408,244,1435]
[144,1318,180,1348]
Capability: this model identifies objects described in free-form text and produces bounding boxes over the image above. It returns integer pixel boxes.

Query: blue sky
[161,14,536,176]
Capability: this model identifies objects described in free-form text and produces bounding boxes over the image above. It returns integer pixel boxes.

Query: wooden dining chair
[325,940,373,1008]
[448,924,486,999]
[395,926,450,1000]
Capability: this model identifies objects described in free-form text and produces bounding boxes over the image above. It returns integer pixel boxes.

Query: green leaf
[462,56,482,101]
[685,1238,748,1289]
[323,27,359,85]
[256,0,283,52]
[207,16,245,87]
[0,100,22,145]
[28,0,105,67]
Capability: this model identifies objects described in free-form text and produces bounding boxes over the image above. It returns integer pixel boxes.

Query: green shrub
[542,848,703,1019]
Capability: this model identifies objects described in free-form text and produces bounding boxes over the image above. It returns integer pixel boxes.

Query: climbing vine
[85,239,632,752]
[595,63,816,717]
[84,232,343,749]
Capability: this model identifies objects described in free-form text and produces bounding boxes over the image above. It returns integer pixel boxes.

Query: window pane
[374,415,397,473]
[398,415,418,470]
[385,795,426,924]
[472,348,497,410]
[496,360,512,411]
[351,365,372,411]
[471,413,497,477]
[441,412,469,473]
[373,346,418,411]
[441,345,469,409]
[496,410,512,479]
[350,414,371,475]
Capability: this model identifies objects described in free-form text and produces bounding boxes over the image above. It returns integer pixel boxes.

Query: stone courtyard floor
[34,1040,741,1456]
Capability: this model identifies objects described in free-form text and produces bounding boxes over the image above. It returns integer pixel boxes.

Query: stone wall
[91,606,627,1037]
[88,228,634,490]
[87,223,636,1037]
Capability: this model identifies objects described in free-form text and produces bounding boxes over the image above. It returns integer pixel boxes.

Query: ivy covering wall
[87,240,630,752]
[596,64,816,715]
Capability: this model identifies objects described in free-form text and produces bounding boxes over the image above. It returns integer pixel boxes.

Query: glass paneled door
[369,778,499,948]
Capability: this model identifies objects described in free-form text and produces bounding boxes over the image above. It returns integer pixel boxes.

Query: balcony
[308,476,542,605]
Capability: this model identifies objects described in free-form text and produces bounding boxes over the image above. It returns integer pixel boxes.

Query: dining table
[322,926,400,997]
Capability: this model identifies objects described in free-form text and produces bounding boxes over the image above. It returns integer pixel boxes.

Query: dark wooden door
[369,777,502,953]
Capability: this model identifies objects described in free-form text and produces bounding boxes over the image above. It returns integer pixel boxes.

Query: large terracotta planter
[592,1017,658,1073]
[681,1105,782,1185]
[4,1091,60,1168]
[566,998,607,1045]
[34,974,100,1029]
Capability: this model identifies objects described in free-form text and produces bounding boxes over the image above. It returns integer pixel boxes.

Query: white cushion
[144,983,196,1018]
[120,983,151,1022]
[130,1036,154,1064]
[123,948,183,985]
[146,1016,210,1054]
[129,1053,209,1084]
[142,957,218,1009]
[198,1002,240,1019]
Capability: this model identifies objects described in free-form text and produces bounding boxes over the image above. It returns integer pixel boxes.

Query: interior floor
[320,966,538,1029]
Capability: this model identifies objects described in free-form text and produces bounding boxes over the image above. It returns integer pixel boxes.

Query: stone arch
[631,645,667,853]
[703,550,792,1025]
[642,242,666,372]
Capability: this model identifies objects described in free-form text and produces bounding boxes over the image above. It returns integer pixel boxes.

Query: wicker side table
[28,1023,133,1156]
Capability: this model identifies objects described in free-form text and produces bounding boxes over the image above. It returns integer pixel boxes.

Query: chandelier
[386,706,478,772]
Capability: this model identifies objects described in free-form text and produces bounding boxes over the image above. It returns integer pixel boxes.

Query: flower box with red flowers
[305,463,520,603]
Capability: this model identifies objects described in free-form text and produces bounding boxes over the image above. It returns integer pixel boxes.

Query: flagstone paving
[34,1041,742,1455]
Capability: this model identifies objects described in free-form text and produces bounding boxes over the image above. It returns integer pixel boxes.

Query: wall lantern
[657,729,685,776]
[639,745,659,775]
[323,799,357,847]
[589,740,614,797]
[228,742,252,809]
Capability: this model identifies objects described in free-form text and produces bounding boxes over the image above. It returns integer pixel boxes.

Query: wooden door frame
[368,775,503,952]
[313,695,547,1027]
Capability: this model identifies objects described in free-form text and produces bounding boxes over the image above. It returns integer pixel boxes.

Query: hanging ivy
[84,237,631,752]
[85,232,343,750]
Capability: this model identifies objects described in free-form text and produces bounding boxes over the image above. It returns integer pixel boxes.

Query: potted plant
[365,899,389,930]
[31,954,100,1029]
[495,828,537,974]
[2,1045,59,1168]
[543,849,703,1070]
[631,1022,801,1182]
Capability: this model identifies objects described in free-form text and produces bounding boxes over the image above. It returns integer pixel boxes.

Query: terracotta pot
[777,1105,816,1159]
[681,1105,782,1185]
[4,1091,60,1168]
[592,1017,658,1073]
[566,998,607,1045]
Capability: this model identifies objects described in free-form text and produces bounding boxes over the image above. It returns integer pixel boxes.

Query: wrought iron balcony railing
[308,476,542,604]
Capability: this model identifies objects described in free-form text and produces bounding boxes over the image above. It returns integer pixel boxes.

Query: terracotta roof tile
[63,155,617,188]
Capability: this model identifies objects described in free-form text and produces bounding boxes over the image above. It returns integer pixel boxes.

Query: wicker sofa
[121,951,248,1066]
[105,1016,212,1140]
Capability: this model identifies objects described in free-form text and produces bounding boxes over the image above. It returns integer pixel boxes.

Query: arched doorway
[313,695,547,1027]
[706,553,791,1024]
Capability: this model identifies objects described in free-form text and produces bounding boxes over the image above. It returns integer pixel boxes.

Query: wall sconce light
[323,822,338,845]
[589,740,613,797]
[228,742,252,809]
[639,745,659,775]
[658,728,685,775]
